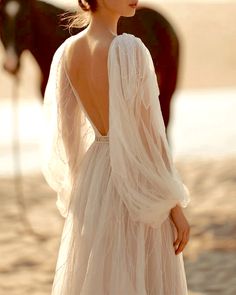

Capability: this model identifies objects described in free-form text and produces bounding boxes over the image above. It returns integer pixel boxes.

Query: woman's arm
[170,204,190,255]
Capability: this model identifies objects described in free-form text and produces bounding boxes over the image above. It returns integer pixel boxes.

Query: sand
[0,156,235,294]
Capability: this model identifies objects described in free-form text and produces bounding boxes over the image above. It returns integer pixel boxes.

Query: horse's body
[0,0,180,132]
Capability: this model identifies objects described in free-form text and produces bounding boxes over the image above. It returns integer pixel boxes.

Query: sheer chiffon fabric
[41,32,190,294]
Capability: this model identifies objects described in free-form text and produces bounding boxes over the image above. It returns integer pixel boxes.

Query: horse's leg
[40,74,48,99]
[158,62,179,148]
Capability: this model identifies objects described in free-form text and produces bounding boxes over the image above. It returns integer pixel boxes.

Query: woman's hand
[170,204,190,255]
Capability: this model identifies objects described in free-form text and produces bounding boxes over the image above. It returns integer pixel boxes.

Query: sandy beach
[0,1,236,294]
[0,156,235,294]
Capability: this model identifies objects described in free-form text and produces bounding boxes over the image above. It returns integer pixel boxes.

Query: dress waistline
[95,136,109,143]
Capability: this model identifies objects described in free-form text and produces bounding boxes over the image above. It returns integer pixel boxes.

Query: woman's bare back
[64,32,116,136]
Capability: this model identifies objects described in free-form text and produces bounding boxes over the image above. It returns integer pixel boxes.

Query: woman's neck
[86,10,120,37]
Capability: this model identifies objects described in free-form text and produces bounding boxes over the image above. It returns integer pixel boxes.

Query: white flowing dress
[41,32,191,295]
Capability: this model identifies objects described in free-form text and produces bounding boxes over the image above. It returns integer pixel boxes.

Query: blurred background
[0,0,235,294]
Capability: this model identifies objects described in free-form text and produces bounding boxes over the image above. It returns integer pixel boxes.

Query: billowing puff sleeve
[40,37,94,218]
[108,33,190,228]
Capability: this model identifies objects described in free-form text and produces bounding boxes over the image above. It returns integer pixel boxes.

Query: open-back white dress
[41,32,191,295]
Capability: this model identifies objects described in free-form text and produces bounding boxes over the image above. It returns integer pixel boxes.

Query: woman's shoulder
[51,34,76,65]
[113,32,142,45]
[112,33,148,56]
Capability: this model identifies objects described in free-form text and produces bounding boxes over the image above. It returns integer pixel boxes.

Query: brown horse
[0,0,179,133]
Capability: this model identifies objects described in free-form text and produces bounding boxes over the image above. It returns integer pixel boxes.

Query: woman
[41,0,191,294]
